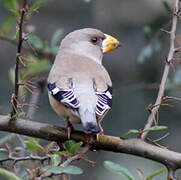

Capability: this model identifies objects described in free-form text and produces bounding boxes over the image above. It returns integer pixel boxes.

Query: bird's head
[60,28,120,64]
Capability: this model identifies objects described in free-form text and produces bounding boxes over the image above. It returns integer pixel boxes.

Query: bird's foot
[67,121,74,139]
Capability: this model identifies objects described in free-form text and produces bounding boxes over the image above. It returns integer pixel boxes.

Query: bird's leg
[96,120,104,141]
[97,120,104,135]
[67,119,73,139]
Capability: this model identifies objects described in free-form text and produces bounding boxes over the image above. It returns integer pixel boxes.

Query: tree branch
[0,115,181,174]
[141,0,180,140]
[0,35,55,60]
[11,0,27,118]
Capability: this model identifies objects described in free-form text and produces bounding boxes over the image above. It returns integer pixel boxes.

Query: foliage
[104,160,167,180]
[0,0,180,179]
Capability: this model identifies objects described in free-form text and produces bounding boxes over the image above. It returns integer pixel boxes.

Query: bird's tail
[79,107,99,134]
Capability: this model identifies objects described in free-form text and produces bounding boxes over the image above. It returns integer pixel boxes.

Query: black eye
[91,37,98,44]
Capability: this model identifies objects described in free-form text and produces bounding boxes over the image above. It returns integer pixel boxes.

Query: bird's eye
[91,37,98,44]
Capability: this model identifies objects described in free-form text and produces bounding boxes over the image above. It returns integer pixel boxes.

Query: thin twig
[10,0,27,119]
[0,155,49,163]
[141,0,180,140]
[0,35,55,59]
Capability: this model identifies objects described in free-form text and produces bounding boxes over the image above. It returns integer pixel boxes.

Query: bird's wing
[47,81,80,109]
[95,85,112,116]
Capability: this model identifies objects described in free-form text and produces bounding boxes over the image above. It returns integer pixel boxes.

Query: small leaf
[0,134,16,146]
[50,150,67,156]
[10,9,20,18]
[143,126,168,132]
[143,25,153,40]
[163,1,172,13]
[0,168,22,180]
[3,0,19,10]
[61,165,83,175]
[69,142,83,154]
[104,161,135,180]
[51,29,63,49]
[29,0,44,14]
[122,129,139,137]
[137,45,153,63]
[26,56,51,75]
[137,40,161,64]
[146,168,167,180]
[46,166,63,174]
[41,165,83,175]
[27,34,43,50]
[50,154,61,166]
[64,140,76,153]
[0,16,14,35]
[24,137,44,154]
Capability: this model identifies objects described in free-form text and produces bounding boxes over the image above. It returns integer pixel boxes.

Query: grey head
[59,28,106,64]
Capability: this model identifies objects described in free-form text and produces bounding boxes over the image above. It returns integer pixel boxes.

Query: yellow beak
[102,34,120,53]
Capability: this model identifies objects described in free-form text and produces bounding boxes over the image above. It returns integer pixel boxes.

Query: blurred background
[1,0,181,179]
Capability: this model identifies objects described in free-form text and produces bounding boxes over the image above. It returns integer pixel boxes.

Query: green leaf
[137,45,153,63]
[27,34,43,50]
[50,154,61,166]
[26,56,51,76]
[143,126,168,132]
[42,165,83,175]
[0,168,22,180]
[163,1,171,13]
[137,40,161,64]
[50,150,67,156]
[3,0,19,10]
[10,9,20,18]
[61,165,83,175]
[0,16,14,35]
[104,161,135,180]
[69,142,83,154]
[122,129,139,137]
[64,140,76,153]
[24,137,44,154]
[51,29,62,49]
[29,0,44,14]
[146,168,167,180]
[143,25,153,40]
[0,134,16,146]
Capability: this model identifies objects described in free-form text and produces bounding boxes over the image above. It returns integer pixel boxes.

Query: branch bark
[11,0,27,118]
[0,115,181,173]
[141,0,180,140]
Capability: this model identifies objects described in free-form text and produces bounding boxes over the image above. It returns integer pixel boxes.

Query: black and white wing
[95,86,112,116]
[47,82,80,109]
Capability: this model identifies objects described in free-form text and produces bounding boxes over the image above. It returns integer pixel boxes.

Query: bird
[47,28,120,138]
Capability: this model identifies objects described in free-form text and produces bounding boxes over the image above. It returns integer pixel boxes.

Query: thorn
[160,28,171,34]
